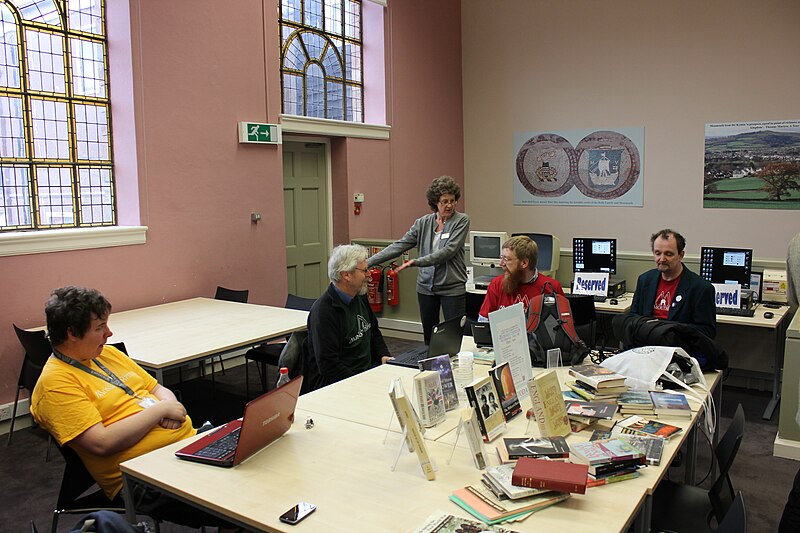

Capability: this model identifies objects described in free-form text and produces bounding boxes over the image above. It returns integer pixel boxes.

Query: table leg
[122,473,137,524]
[632,493,652,533]
[763,319,788,420]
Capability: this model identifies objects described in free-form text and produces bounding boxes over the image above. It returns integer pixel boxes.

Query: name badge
[138,397,157,409]
[441,232,450,239]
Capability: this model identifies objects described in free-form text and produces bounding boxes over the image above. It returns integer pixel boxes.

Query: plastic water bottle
[276,367,290,388]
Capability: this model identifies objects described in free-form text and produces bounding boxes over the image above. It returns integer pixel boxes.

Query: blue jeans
[417,292,465,345]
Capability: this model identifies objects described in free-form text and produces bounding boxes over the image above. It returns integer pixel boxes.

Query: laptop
[471,322,493,348]
[175,376,302,467]
[388,315,465,368]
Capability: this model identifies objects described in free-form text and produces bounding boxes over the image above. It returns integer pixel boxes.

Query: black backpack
[525,283,590,367]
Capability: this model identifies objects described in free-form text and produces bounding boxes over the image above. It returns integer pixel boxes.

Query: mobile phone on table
[279,502,316,525]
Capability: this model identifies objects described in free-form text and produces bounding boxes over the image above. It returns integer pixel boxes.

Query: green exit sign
[238,122,282,144]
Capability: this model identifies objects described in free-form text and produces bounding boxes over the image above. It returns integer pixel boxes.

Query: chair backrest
[215,286,249,303]
[285,293,316,311]
[565,294,597,325]
[709,403,745,522]
[278,330,308,379]
[109,342,128,355]
[56,442,101,509]
[715,491,746,533]
[13,324,52,391]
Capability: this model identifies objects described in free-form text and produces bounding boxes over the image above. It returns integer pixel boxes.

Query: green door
[283,141,329,298]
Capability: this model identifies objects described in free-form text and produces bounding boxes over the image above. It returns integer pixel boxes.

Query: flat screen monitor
[510,232,561,277]
[470,231,509,268]
[573,237,617,275]
[700,246,753,288]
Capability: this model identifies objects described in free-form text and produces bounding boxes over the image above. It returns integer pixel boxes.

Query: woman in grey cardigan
[367,175,470,345]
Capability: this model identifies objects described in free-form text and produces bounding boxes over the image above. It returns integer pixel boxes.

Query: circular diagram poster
[515,133,577,197]
[575,131,640,199]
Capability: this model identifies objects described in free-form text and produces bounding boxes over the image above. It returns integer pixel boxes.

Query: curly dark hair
[650,228,686,253]
[425,175,462,212]
[45,286,112,346]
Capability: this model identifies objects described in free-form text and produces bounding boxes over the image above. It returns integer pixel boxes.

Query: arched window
[280,0,363,122]
[0,0,114,231]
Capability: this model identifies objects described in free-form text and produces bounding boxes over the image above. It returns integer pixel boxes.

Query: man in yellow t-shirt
[30,286,230,529]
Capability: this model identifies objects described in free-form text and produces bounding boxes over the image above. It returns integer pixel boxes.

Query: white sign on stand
[488,302,532,400]
[713,283,741,309]
[572,272,609,298]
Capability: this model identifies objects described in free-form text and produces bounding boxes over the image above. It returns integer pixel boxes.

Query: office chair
[650,404,745,532]
[565,294,598,350]
[278,330,307,381]
[9,325,52,449]
[211,286,250,377]
[716,491,747,533]
[245,294,315,397]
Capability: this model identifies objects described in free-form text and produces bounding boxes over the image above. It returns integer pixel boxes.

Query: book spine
[414,374,431,427]
[587,471,638,488]
[462,410,487,469]
[591,457,646,475]
[527,380,548,436]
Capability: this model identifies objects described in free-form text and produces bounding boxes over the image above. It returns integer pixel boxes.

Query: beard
[501,267,527,295]
[358,280,368,295]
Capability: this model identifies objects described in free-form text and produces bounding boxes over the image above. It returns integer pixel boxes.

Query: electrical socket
[0,404,13,422]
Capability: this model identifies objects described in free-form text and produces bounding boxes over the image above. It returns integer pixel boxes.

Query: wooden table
[121,342,719,532]
[103,298,308,382]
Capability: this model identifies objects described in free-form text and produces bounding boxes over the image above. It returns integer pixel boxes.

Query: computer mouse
[609,298,619,305]
[764,311,774,319]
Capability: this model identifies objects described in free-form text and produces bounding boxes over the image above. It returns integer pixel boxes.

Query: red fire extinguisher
[386,263,400,306]
[367,266,383,313]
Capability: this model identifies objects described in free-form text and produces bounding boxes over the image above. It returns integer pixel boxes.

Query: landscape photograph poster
[704,120,800,210]
[513,127,644,206]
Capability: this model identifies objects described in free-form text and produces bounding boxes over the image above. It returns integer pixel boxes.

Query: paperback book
[388,378,435,480]
[414,370,447,427]
[569,437,645,466]
[618,434,665,466]
[527,370,571,437]
[587,470,640,488]
[649,391,692,418]
[564,400,618,420]
[617,391,656,415]
[484,464,552,500]
[511,457,589,494]
[613,415,683,440]
[565,380,627,401]
[450,484,570,525]
[569,364,627,390]
[460,407,488,469]
[465,375,507,442]
[418,353,459,411]
[413,511,523,533]
[489,361,522,420]
[497,436,570,462]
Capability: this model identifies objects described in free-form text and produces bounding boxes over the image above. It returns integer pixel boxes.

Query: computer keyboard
[593,295,607,303]
[716,307,755,318]
[194,427,241,459]
[387,345,429,368]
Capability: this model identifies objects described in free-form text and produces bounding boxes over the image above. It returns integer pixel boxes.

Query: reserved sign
[572,272,609,297]
[712,283,741,308]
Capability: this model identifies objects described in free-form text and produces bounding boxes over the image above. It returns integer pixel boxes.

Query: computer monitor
[469,231,509,268]
[573,237,617,275]
[699,246,753,288]
[510,232,561,277]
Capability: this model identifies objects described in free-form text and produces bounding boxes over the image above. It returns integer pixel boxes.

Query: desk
[101,298,308,383]
[122,350,718,532]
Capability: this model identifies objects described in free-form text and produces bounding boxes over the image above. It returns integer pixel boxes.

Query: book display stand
[387,378,436,480]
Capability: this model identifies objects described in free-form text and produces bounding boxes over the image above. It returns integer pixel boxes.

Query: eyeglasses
[438,199,457,206]
[352,267,369,275]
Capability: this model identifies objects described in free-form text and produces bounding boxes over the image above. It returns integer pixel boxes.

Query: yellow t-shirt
[31,345,195,499]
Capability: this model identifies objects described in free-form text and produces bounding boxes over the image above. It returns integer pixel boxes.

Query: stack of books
[511,457,589,494]
[495,436,570,464]
[617,391,655,416]
[617,434,665,466]
[565,364,628,402]
[564,400,618,432]
[649,391,692,419]
[569,437,647,487]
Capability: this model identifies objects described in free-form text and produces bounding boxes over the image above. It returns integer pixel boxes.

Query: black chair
[716,491,747,533]
[565,294,598,350]
[650,404,746,532]
[50,440,126,533]
[9,325,52,447]
[245,294,315,397]
[211,286,250,376]
[279,330,307,380]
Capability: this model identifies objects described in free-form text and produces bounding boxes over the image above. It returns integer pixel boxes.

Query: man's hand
[381,356,394,365]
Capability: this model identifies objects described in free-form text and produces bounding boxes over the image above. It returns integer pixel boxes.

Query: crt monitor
[469,231,509,268]
[510,232,561,277]
[699,246,753,288]
[573,237,617,275]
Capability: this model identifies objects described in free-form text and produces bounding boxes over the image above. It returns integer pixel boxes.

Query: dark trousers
[780,466,800,532]
[417,292,466,345]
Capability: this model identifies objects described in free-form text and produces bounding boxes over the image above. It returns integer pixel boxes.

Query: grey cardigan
[367,211,470,296]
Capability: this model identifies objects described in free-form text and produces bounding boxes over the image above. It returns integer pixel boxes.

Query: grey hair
[328,244,369,282]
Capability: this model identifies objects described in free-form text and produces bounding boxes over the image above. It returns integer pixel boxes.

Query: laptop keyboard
[194,427,241,459]
[388,345,428,368]
[716,307,755,317]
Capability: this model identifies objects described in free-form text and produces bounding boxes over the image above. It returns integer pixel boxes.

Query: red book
[511,457,589,494]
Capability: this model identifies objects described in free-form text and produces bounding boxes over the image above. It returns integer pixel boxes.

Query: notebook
[388,315,465,368]
[175,376,302,467]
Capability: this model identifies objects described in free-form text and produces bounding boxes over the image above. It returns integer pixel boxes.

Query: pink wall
[0,0,464,406]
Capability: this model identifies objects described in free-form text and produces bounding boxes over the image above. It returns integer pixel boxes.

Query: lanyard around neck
[52,347,139,398]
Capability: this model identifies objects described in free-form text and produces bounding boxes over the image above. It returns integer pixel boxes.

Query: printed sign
[572,272,609,297]
[712,283,741,309]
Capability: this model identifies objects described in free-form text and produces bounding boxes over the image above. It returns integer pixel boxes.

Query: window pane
[344,41,361,82]
[0,165,31,228]
[78,166,114,224]
[327,81,343,120]
[283,73,303,116]
[302,32,325,61]
[35,165,74,226]
[14,0,61,26]
[74,103,109,160]
[322,47,342,79]
[304,0,322,30]
[31,98,69,159]
[346,84,362,122]
[306,63,324,118]
[70,38,106,97]
[0,96,25,158]
[25,29,66,93]
[344,0,360,39]
[324,0,342,35]
[281,0,302,24]
[0,5,21,88]
[285,36,306,71]
[67,0,103,35]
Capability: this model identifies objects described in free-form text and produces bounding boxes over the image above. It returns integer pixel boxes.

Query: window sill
[280,114,390,140]
[0,226,147,257]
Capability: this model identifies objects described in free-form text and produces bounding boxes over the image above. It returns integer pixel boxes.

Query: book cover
[587,457,646,476]
[460,407,487,469]
[568,364,627,389]
[388,379,436,481]
[649,391,692,418]
[418,353,459,411]
[618,391,655,408]
[413,510,524,533]
[500,436,570,460]
[527,370,571,438]
[414,370,446,427]
[613,415,683,440]
[450,485,570,524]
[388,378,415,452]
[484,464,551,500]
[619,434,665,466]
[564,400,618,420]
[465,375,507,442]
[569,437,645,466]
[489,361,522,420]
[589,429,613,441]
[511,457,589,494]
[586,470,640,488]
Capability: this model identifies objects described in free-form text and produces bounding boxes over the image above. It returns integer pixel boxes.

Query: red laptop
[175,376,302,467]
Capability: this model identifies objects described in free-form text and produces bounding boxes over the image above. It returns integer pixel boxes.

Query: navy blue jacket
[629,265,717,339]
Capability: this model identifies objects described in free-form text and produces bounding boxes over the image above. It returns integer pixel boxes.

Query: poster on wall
[513,127,644,206]
[704,120,800,210]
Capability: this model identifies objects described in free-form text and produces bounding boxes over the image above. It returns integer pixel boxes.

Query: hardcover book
[511,457,589,494]
[465,375,507,442]
[564,400,618,420]
[489,361,522,420]
[418,353,459,411]
[499,436,570,461]
[649,391,692,418]
[414,370,446,427]
[460,407,487,469]
[528,370,571,437]
[569,364,627,389]
[613,415,683,440]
